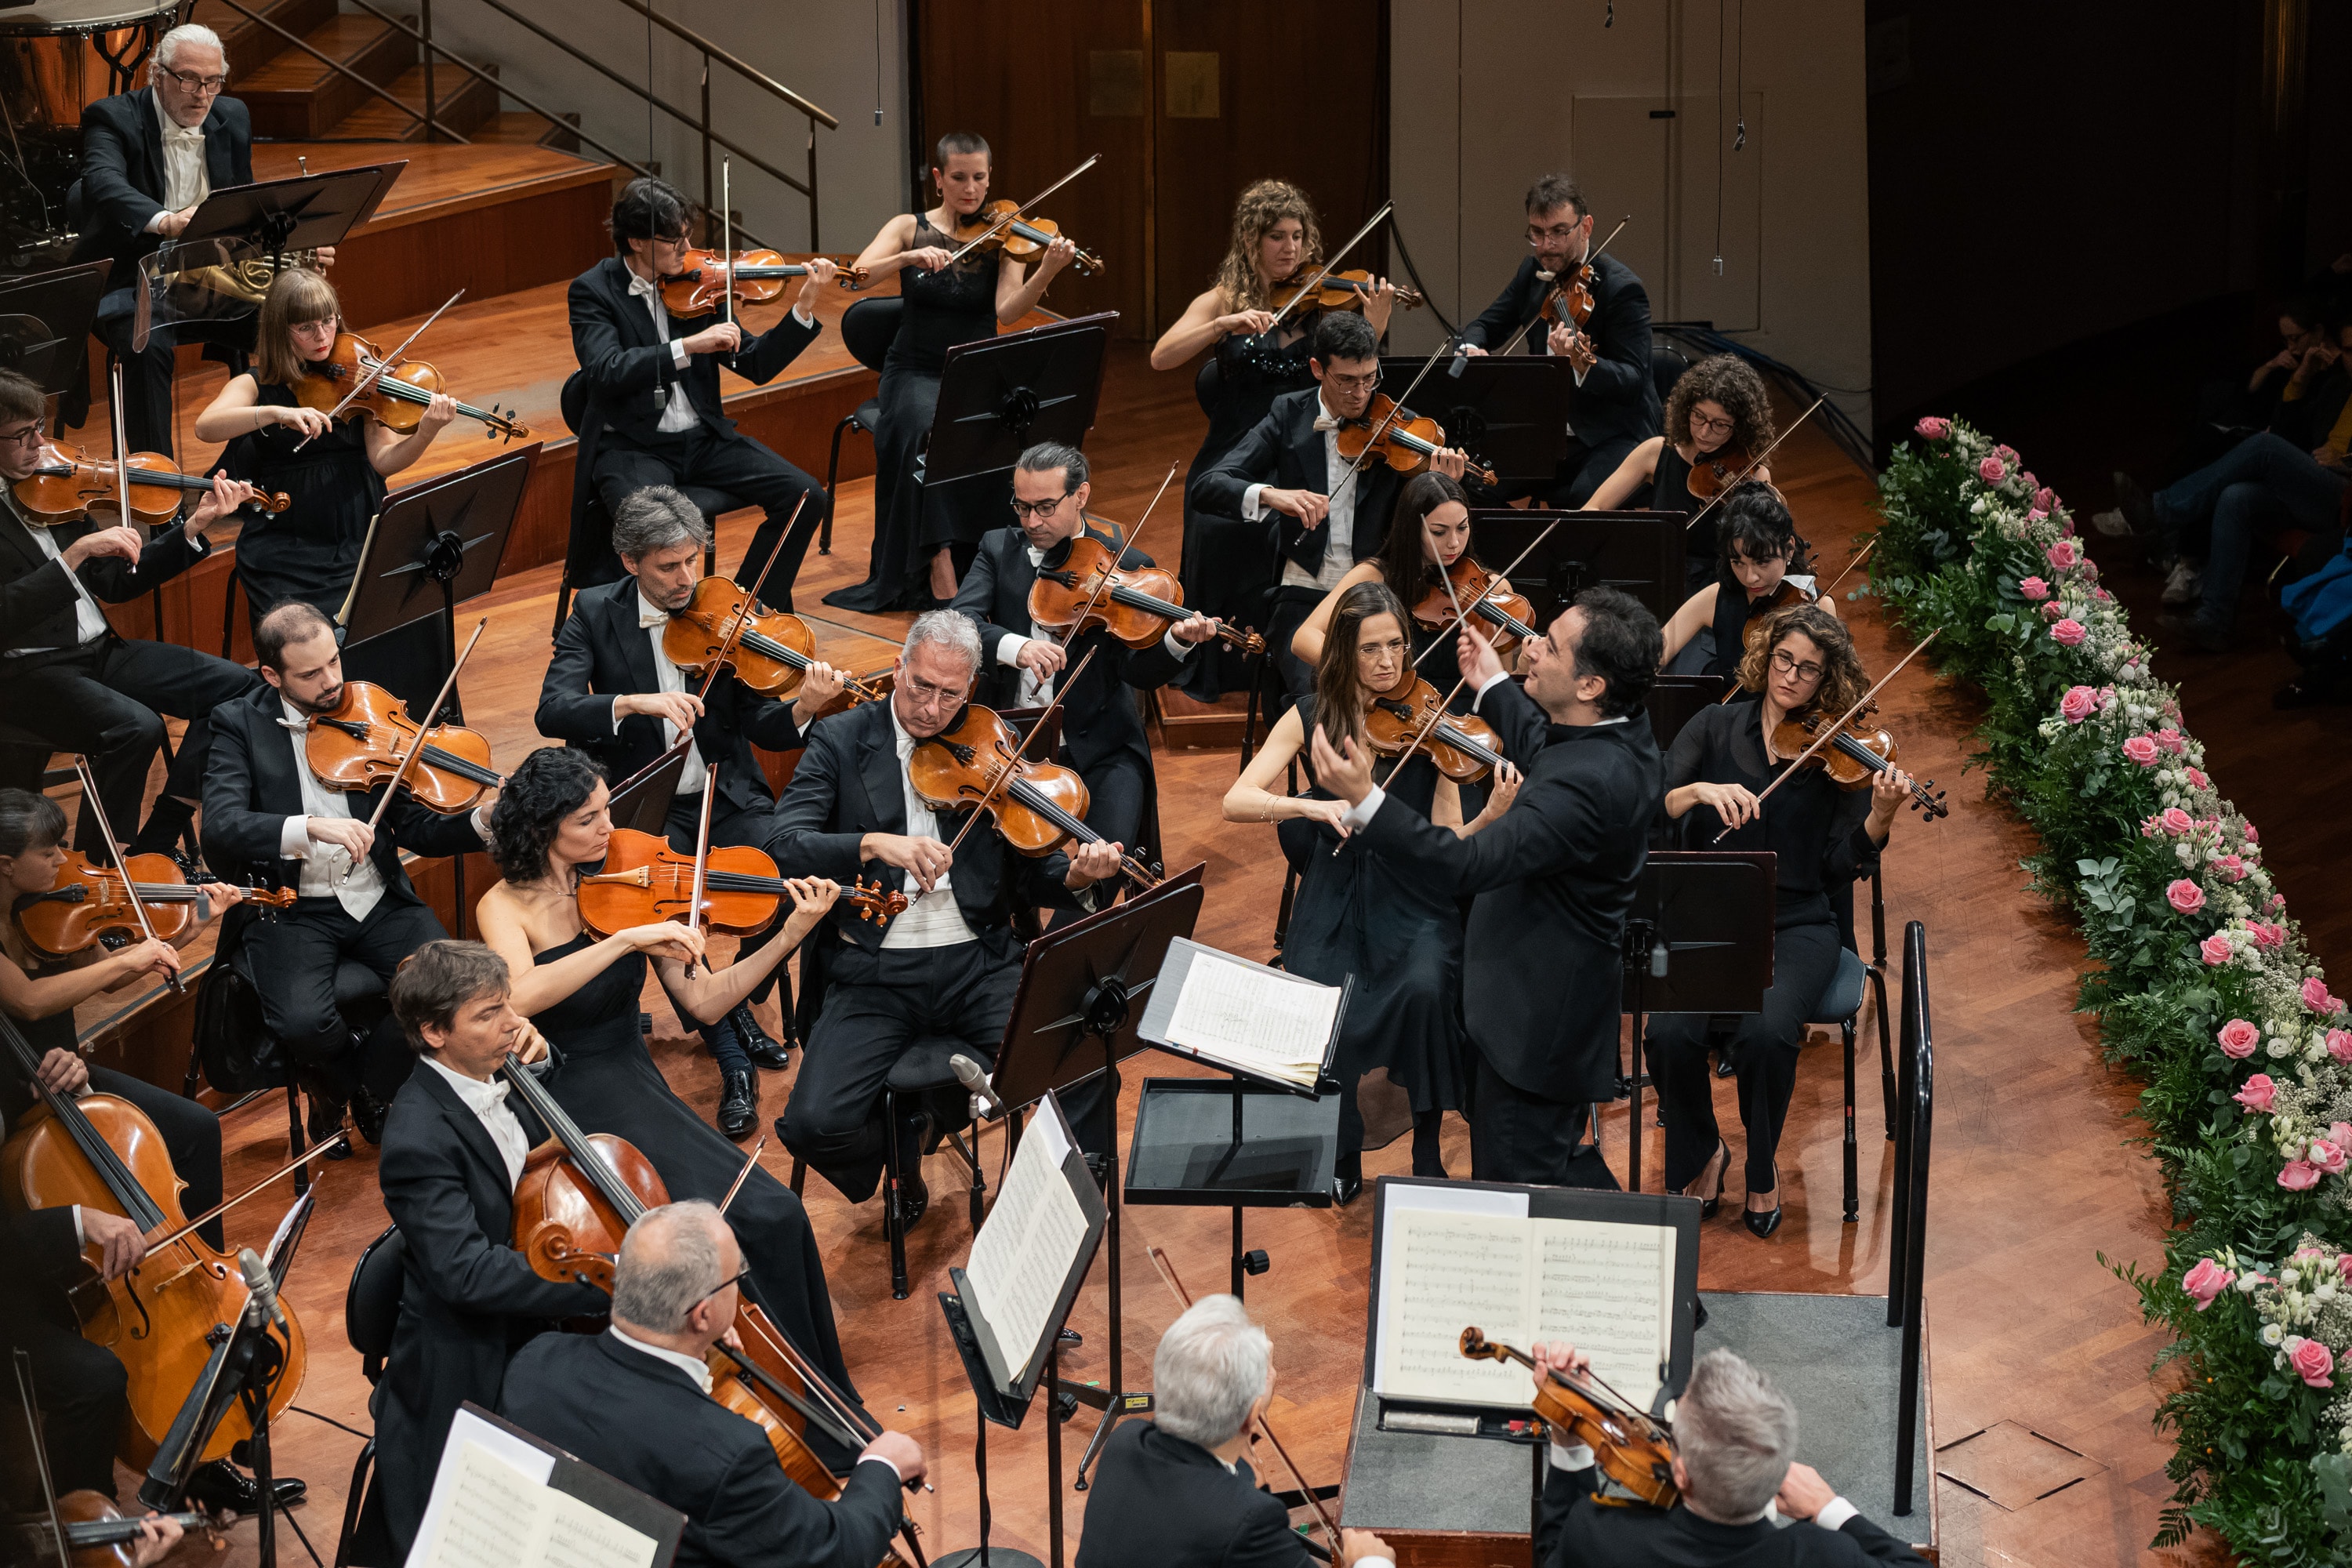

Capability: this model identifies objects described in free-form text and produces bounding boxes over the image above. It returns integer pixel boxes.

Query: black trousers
[1078,753,1149,855]
[659,786,784,1047]
[91,310,255,459]
[593,424,829,612]
[239,893,448,1103]
[11,1308,125,1496]
[1468,1052,1617,1189]
[1265,586,1326,704]
[1552,432,1646,508]
[0,636,260,852]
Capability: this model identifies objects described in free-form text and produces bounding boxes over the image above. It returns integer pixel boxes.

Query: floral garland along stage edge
[1866,417,2352,1561]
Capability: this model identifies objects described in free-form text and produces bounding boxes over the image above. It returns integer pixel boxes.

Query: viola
[303,681,504,815]
[1770,705,1948,819]
[13,851,289,961]
[1335,394,1499,488]
[1027,533,1265,658]
[575,828,907,939]
[908,705,1160,886]
[1685,441,1754,502]
[949,198,1103,275]
[1410,557,1539,655]
[659,578,889,706]
[1361,676,1506,785]
[295,332,529,442]
[1266,267,1425,317]
[13,444,289,528]
[31,1492,218,1566]
[0,1011,307,1471]
[659,249,869,318]
[1460,1328,1679,1509]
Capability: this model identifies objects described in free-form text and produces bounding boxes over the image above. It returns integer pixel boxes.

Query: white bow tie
[1312,412,1343,433]
[638,607,670,630]
[478,1080,512,1105]
[161,120,205,150]
[626,270,661,299]
[276,716,310,732]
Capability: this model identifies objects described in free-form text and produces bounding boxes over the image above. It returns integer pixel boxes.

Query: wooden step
[473,110,580,154]
[237,13,418,140]
[337,60,501,141]
[191,0,337,78]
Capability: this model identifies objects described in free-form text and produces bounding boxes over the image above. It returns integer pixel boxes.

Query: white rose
[2285,1268,2303,1287]
[2263,1322,2287,1346]
[2318,1279,2338,1302]
[2270,1040,2292,1058]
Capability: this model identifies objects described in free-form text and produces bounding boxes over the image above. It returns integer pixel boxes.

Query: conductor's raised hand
[1308,724,1377,808]
[864,833,953,893]
[1455,625,1507,691]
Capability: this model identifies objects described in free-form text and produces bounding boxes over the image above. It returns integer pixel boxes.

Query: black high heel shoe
[1744,1162,1783,1239]
[1681,1141,1730,1218]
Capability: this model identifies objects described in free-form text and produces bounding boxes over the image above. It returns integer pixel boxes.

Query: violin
[13,852,289,961]
[295,332,529,442]
[908,705,1160,886]
[575,829,907,939]
[1685,441,1755,502]
[660,578,888,706]
[1410,557,1539,655]
[660,249,870,317]
[1460,1328,1679,1509]
[1360,676,1507,784]
[0,1011,307,1471]
[1541,260,1597,332]
[303,681,504,815]
[949,199,1104,275]
[1266,268,1425,316]
[1335,394,1499,488]
[28,1493,218,1566]
[1769,704,1948,819]
[1026,533,1265,658]
[12,444,289,528]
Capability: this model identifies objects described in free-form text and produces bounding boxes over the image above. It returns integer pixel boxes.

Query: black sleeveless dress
[227,379,385,630]
[531,935,858,1424]
[1703,566,1818,681]
[1647,442,1719,593]
[826,213,1003,613]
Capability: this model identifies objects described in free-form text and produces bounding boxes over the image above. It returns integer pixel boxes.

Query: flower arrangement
[1867,416,2352,1562]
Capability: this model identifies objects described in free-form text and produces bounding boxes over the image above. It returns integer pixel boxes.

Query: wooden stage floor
[91,344,2205,1568]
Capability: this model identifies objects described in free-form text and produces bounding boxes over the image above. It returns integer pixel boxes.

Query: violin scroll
[843,877,909,925]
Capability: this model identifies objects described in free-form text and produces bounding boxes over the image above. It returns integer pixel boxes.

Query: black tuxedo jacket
[536,575,804,815]
[0,506,210,656]
[949,521,1189,774]
[1359,682,1660,1103]
[502,1331,902,1568]
[1461,252,1661,448]
[365,1064,608,1560]
[1190,387,1403,579]
[71,89,253,276]
[1538,1465,1928,1568]
[764,700,1080,956]
[199,684,488,902]
[1075,1420,1316,1568]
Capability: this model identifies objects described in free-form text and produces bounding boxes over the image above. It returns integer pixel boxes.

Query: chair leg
[1869,967,1895,1142]
[1842,1019,1859,1224]
[788,1153,807,1196]
[333,1441,374,1568]
[883,1087,909,1301]
[948,1127,985,1229]
[286,1083,311,1200]
[822,413,855,555]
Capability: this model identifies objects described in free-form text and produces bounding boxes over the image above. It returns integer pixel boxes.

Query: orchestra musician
[951,442,1216,858]
[1457,174,1659,507]
[1290,471,1501,704]
[199,601,497,1135]
[1225,583,1519,1193]
[501,1200,926,1568]
[1076,1293,1396,1568]
[193,267,459,632]
[1657,483,1833,678]
[565,177,836,610]
[1529,1341,1927,1567]
[1583,353,1778,593]
[827,131,1080,613]
[1308,589,1663,1187]
[1192,310,1468,702]
[1152,180,1393,699]
[470,746,862,1434]
[535,486,849,1135]
[0,368,264,858]
[1649,605,1913,1238]
[767,611,1123,1212]
[354,938,608,1565]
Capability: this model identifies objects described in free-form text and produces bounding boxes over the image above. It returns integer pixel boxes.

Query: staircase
[192,0,579,148]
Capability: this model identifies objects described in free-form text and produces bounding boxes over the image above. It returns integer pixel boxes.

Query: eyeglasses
[1691,414,1736,436]
[1322,369,1378,392]
[1008,492,1072,521]
[0,423,44,448]
[1355,637,1408,660]
[157,64,229,93]
[1769,648,1825,684]
[1526,222,1584,245]
[901,672,969,706]
[690,1267,750,1313]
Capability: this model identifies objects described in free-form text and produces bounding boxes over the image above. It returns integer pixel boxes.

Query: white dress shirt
[993,542,1195,706]
[626,266,815,436]
[620,590,707,796]
[5,497,120,655]
[145,92,209,230]
[879,702,978,950]
[1240,388,1356,593]
[278,700,389,920]
[423,1055,530,1189]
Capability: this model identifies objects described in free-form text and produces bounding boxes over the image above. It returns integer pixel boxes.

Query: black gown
[1646,443,1719,594]
[826,213,1002,613]
[227,380,385,629]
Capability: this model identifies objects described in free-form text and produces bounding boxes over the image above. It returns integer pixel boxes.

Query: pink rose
[2092,586,2112,601]
[2303,977,2343,1016]
[2252,922,2287,951]
[2047,539,2079,570]
[2160,808,2194,834]
[2155,728,2187,755]
[2213,854,2245,880]
[2292,1338,2336,1389]
[2245,823,2259,844]
[2314,1139,2349,1177]
[2187,767,2209,789]
[2280,1159,2323,1191]
[2039,601,2065,622]
[2122,735,2161,765]
[2234,1073,2277,1112]
[1979,455,2007,485]
[2061,517,2075,536]
[1994,445,2020,466]
[2273,894,2288,911]
[2166,879,2206,915]
[2201,933,2236,966]
[2019,575,2050,601]
[2059,685,2098,724]
[2183,1258,2235,1309]
[2331,1030,2352,1063]
[2050,618,2086,646]
[2217,1018,2262,1058]
[1915,416,1949,440]
[2034,487,2056,512]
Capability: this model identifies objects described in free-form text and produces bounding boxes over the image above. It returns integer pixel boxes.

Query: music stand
[1470,509,1684,625]
[1382,354,1570,490]
[922,312,1116,492]
[1619,851,1776,1192]
[608,739,692,837]
[0,263,106,393]
[1646,673,1729,753]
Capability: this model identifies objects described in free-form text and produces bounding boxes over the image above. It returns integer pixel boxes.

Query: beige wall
[1389,0,1872,434]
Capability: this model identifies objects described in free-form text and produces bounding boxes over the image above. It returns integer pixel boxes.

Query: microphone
[238,1247,287,1334]
[1446,332,1472,380]
[950,1054,1007,1121]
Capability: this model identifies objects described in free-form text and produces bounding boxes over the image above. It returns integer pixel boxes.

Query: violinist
[200,602,498,1134]
[1650,605,1914,1239]
[194,267,459,631]
[355,938,609,1565]
[1457,175,1660,506]
[828,131,1080,612]
[502,1200,924,1568]
[1657,483,1833,679]
[567,176,835,612]
[767,612,1122,1210]
[0,368,263,859]
[952,442,1215,856]
[1224,583,1518,1192]
[535,485,848,1134]
[1290,471,1503,697]
[1193,310,1468,701]
[1583,353,1777,593]
[1527,1341,1926,1568]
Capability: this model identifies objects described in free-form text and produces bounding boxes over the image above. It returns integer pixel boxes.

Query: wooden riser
[237,14,417,140]
[191,0,337,79]
[338,61,503,141]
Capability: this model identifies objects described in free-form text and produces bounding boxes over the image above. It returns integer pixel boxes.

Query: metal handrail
[205,0,473,142]
[595,0,837,129]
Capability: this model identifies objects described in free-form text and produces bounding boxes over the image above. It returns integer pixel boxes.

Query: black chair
[1651,343,1693,409]
[820,296,906,557]
[332,1224,406,1568]
[191,947,390,1195]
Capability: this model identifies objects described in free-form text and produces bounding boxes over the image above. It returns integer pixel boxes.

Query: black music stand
[1470,509,1684,625]
[0,263,106,393]
[1646,673,1730,753]
[1381,354,1570,491]
[1619,851,1776,1192]
[923,313,1116,495]
[609,739,693,837]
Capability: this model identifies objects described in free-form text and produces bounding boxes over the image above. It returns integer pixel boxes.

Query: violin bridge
[581,866,655,887]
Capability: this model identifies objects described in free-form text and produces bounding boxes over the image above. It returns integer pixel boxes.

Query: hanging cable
[873,0,884,125]
[644,0,655,169]
[1735,0,1747,150]
[1714,0,1725,276]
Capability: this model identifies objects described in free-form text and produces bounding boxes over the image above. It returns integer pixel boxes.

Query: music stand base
[934,1551,1048,1568]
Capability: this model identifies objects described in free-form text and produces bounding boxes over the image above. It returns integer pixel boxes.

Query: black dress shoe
[893,1113,932,1229]
[2111,470,2154,537]
[347,1089,389,1147]
[1333,1171,1363,1207]
[1682,1140,1730,1220]
[305,1095,352,1160]
[732,1004,791,1070]
[895,1166,931,1230]
[1058,1326,1084,1349]
[1744,1163,1783,1238]
[184,1459,307,1515]
[717,1068,759,1138]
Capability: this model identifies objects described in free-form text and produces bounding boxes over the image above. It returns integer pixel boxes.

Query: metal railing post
[700,57,713,241]
[806,111,818,249]
[421,0,436,143]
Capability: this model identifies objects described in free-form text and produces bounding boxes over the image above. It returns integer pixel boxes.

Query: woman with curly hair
[1153,180,1396,696]
[1584,352,1777,591]
[1656,481,1836,677]
[1647,604,1914,1238]
[469,746,864,1423]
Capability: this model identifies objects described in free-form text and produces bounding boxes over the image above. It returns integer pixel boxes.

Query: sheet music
[539,1490,659,1568]
[406,1411,556,1568]
[1530,1218,1675,1413]
[1374,1210,1536,1404]
[963,1104,1088,1383]
[415,1442,656,1568]
[1160,944,1335,1087]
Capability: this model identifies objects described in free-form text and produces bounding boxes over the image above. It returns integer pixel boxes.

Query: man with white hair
[1530,1341,1928,1566]
[502,1201,923,1568]
[1078,1294,1394,1566]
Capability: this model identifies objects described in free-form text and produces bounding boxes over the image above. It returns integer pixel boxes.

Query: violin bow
[107,362,135,578]
[1329,668,1479,859]
[720,156,742,374]
[1265,199,1395,331]
[718,1135,764,1215]
[1713,539,1882,706]
[1411,517,1564,671]
[691,492,803,702]
[1497,213,1630,357]
[346,617,489,879]
[1679,394,1827,539]
[938,644,1100,863]
[1708,627,1940,846]
[942,152,1102,269]
[67,754,177,995]
[1054,461,1180,650]
[141,1136,348,1253]
[297,288,465,450]
[682,763,718,979]
[1322,333,1456,521]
